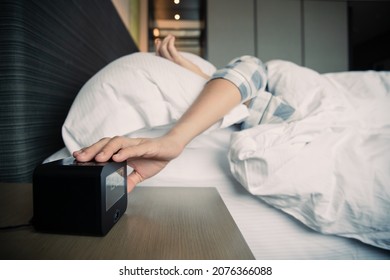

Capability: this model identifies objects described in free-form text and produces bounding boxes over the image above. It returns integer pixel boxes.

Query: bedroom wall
[207,0,348,73]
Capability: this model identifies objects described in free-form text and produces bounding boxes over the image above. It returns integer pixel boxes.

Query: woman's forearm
[164,78,241,148]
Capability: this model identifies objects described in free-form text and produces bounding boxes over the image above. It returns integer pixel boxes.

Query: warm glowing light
[174,0,180,4]
[153,28,160,37]
[174,14,180,20]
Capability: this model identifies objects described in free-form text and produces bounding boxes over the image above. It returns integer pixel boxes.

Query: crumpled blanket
[228,60,390,250]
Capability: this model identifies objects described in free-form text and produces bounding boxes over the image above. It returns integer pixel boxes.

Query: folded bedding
[61,53,390,250]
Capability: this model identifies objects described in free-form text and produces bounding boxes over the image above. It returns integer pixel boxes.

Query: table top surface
[0,183,254,260]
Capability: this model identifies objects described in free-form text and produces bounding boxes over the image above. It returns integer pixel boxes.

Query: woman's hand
[155,34,210,79]
[73,135,185,193]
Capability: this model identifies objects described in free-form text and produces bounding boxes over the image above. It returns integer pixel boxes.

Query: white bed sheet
[45,126,390,259]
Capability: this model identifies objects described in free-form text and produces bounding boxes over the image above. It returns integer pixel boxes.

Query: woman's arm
[74,36,241,192]
[74,77,240,192]
[165,78,240,146]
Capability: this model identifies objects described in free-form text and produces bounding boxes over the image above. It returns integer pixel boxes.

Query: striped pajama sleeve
[210,55,297,129]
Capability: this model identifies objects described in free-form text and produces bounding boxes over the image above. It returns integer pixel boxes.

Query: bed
[1,0,389,260]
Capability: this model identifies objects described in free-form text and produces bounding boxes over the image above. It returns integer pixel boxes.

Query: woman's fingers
[73,137,111,162]
[127,170,143,193]
[73,137,142,162]
[94,136,139,162]
[159,36,174,60]
[156,35,179,61]
[167,36,180,63]
[111,141,154,162]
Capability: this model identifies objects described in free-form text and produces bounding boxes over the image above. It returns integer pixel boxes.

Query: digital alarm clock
[32,157,127,236]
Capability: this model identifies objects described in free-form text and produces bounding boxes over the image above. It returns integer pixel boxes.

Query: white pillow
[62,52,247,153]
[229,61,390,250]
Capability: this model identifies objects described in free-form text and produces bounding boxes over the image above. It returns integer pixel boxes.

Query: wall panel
[207,0,255,68]
[304,0,348,72]
[256,0,302,65]
[0,0,137,182]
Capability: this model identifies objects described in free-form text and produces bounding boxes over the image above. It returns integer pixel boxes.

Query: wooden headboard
[0,0,139,182]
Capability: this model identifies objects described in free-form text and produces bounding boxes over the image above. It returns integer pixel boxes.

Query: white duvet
[229,60,390,250]
[62,53,390,250]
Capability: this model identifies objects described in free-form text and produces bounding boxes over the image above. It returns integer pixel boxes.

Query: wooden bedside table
[0,183,254,260]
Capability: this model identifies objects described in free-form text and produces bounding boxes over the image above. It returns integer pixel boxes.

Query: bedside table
[0,183,254,260]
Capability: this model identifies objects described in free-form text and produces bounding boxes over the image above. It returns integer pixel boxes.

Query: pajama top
[210,55,297,129]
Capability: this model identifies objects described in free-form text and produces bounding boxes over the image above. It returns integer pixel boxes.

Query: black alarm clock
[32,157,127,236]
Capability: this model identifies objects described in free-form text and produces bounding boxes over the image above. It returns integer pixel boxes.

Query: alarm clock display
[32,157,127,236]
[105,164,126,211]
